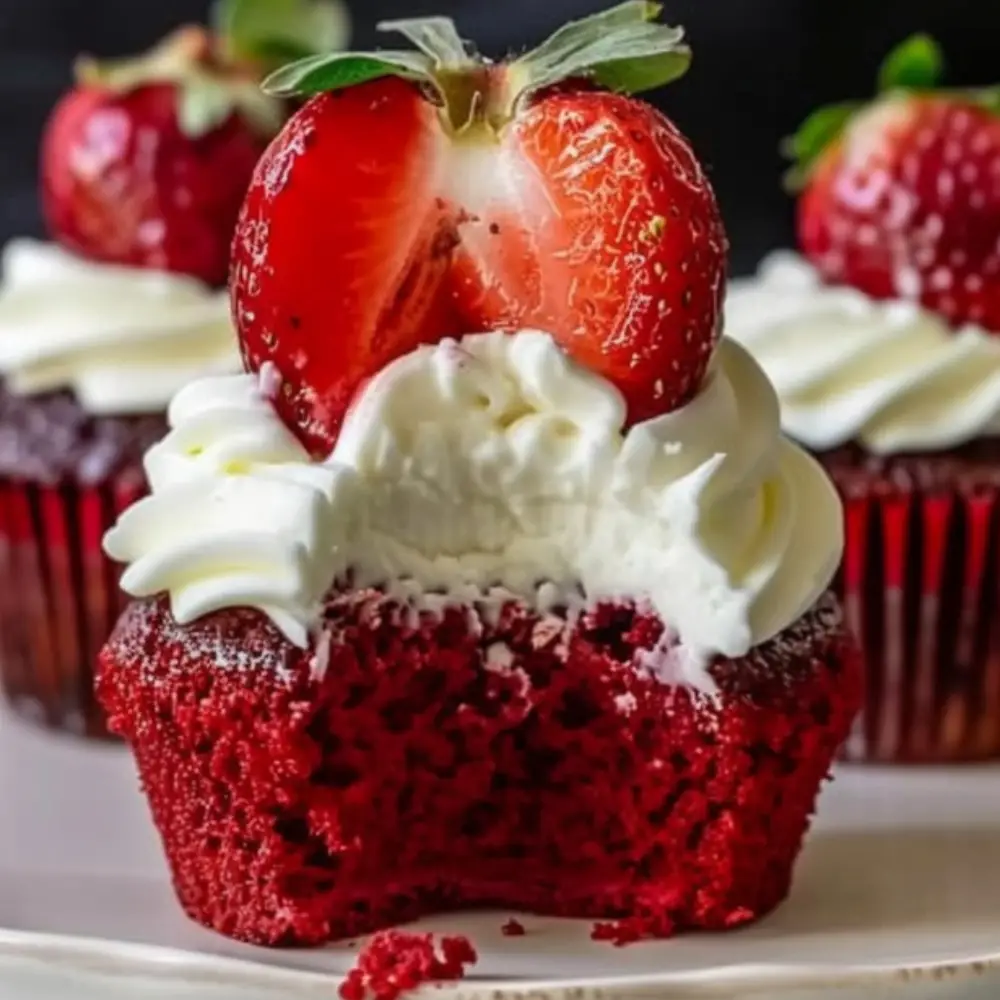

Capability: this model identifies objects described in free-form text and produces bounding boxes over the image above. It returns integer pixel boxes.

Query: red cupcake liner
[836,485,1000,763]
[98,591,860,946]
[0,476,143,738]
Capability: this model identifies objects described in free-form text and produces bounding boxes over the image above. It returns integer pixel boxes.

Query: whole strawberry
[232,1,727,453]
[789,35,1000,331]
[41,0,349,287]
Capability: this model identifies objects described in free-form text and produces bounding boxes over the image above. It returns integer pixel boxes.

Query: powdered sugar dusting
[108,600,292,681]
[485,642,514,672]
[614,692,638,714]
[311,629,332,681]
[105,586,849,703]
[637,629,718,697]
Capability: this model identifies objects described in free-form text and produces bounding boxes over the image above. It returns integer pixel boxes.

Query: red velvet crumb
[592,918,660,946]
[98,590,861,946]
[338,931,478,1000]
[501,918,526,937]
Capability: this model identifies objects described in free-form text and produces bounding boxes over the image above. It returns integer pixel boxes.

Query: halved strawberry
[788,35,1000,331]
[41,0,349,287]
[232,2,727,454]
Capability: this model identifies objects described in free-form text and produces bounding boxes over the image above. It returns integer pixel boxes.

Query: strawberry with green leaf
[41,0,349,287]
[232,1,728,454]
[787,35,1000,330]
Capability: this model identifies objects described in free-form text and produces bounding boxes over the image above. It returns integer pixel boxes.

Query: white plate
[2,710,999,1000]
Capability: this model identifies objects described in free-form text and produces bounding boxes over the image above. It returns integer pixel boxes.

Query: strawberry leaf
[573,26,691,93]
[511,1,689,100]
[260,1,689,125]
[179,76,242,137]
[782,101,862,189]
[78,25,287,139]
[179,70,287,138]
[877,34,944,93]
[377,17,471,66]
[214,0,350,66]
[518,1,662,71]
[263,50,434,97]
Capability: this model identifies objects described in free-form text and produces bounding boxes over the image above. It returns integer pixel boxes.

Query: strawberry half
[232,1,727,454]
[41,0,349,287]
[788,35,1000,330]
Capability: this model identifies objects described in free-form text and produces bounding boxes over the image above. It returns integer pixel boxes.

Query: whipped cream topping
[104,331,843,688]
[726,252,1000,454]
[104,373,356,647]
[0,239,240,414]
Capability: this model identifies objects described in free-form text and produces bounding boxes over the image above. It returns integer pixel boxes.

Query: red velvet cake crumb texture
[338,931,477,1000]
[591,917,663,946]
[97,588,861,946]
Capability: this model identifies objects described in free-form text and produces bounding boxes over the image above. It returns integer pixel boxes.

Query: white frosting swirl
[725,252,1000,454]
[104,372,356,647]
[0,239,240,414]
[104,331,843,688]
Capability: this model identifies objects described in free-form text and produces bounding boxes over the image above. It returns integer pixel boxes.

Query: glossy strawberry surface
[232,78,727,453]
[42,82,268,287]
[798,95,1000,331]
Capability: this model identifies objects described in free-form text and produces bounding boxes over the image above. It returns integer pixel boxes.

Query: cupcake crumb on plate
[338,932,477,1000]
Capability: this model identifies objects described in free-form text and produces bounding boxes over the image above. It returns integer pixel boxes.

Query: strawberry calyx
[74,0,349,140]
[213,0,350,69]
[263,1,691,135]
[784,34,1000,188]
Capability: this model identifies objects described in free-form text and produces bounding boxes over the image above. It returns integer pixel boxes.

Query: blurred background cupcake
[0,0,348,737]
[727,37,1000,764]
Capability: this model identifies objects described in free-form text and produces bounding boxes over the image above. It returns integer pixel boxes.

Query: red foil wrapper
[824,445,1000,763]
[0,477,143,737]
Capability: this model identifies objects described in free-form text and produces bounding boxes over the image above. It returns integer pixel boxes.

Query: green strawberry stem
[74,1,349,140]
[263,1,691,134]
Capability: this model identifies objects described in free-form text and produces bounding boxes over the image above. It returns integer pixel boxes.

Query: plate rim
[1,925,998,999]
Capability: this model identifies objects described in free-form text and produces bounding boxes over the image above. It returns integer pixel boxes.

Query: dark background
[0,0,995,275]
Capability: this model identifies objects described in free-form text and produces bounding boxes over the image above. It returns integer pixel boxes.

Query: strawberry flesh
[234,80,461,450]
[449,89,726,426]
[233,78,727,454]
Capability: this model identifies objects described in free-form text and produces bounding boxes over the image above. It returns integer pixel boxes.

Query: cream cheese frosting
[0,239,240,414]
[103,330,843,689]
[104,372,356,647]
[725,252,1000,454]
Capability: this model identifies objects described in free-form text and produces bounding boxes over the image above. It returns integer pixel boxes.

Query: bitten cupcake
[726,36,1000,763]
[98,6,861,948]
[0,2,347,736]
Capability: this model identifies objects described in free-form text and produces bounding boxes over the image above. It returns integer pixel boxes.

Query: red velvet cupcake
[98,336,860,946]
[99,5,860,948]
[0,247,232,737]
[0,4,348,736]
[100,588,859,946]
[726,37,1000,762]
